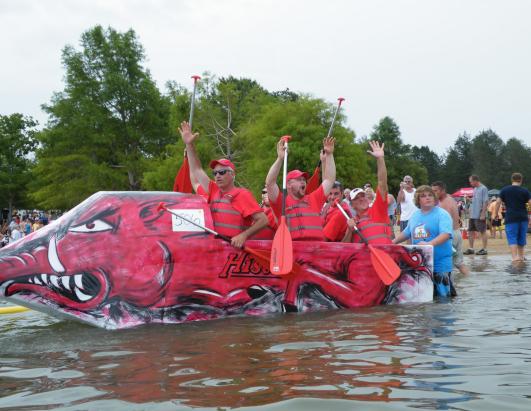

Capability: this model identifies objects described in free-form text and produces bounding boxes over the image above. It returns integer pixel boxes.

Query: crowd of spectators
[0,210,55,248]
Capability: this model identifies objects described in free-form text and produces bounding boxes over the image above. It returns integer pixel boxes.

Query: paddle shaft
[159,204,274,269]
[281,139,288,216]
[188,75,200,129]
[327,98,344,137]
[160,204,228,240]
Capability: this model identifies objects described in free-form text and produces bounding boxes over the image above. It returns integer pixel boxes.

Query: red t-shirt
[323,190,389,242]
[270,185,327,220]
[197,181,262,221]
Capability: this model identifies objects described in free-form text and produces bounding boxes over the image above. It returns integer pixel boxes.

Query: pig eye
[69,219,113,233]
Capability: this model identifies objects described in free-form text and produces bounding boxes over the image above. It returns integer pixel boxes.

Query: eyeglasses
[261,190,267,194]
[212,169,231,176]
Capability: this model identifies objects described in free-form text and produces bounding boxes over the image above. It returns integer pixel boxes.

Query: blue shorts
[505,221,528,246]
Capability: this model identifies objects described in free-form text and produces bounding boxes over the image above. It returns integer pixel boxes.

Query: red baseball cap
[209,158,235,170]
[286,170,309,181]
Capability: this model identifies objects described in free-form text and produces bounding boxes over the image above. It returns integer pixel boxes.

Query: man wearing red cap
[323,141,392,244]
[179,121,268,248]
[265,136,336,241]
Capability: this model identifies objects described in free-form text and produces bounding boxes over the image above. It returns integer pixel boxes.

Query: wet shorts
[433,272,457,298]
[505,221,528,246]
[468,218,486,233]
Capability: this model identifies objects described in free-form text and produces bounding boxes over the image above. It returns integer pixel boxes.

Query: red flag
[173,154,193,193]
[306,165,321,193]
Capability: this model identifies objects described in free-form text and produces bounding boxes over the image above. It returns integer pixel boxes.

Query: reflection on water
[1,255,531,410]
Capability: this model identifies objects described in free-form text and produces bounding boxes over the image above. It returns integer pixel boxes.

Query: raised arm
[179,121,210,193]
[265,138,284,202]
[367,141,388,199]
[321,136,336,195]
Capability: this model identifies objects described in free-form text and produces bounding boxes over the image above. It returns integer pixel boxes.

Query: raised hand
[276,138,287,160]
[322,136,336,155]
[179,121,199,145]
[367,140,384,159]
[319,148,326,163]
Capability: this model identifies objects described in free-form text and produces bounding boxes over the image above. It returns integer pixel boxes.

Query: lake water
[1,254,530,410]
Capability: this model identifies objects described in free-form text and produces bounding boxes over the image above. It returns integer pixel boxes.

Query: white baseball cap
[349,188,365,200]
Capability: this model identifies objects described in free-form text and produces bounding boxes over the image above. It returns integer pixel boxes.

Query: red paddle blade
[270,216,293,275]
[368,245,401,285]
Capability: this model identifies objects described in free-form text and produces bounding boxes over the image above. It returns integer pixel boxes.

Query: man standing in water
[323,141,392,244]
[179,121,268,248]
[464,175,489,255]
[495,173,531,262]
[431,181,470,275]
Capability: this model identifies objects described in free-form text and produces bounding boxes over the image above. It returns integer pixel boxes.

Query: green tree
[441,132,473,192]
[500,137,531,186]
[0,114,38,219]
[470,129,506,188]
[368,117,427,193]
[410,145,442,184]
[31,26,171,209]
[239,96,371,195]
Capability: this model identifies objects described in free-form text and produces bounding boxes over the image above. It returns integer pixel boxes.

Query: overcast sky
[2,0,530,154]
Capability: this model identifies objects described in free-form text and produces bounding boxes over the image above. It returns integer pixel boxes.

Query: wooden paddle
[336,202,401,285]
[270,136,293,275]
[157,203,273,269]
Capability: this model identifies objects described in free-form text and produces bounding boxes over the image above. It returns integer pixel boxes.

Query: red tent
[451,187,473,198]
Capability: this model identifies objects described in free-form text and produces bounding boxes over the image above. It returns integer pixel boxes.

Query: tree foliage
[0,114,38,214]
[30,25,171,209]
[368,117,428,193]
[2,25,527,211]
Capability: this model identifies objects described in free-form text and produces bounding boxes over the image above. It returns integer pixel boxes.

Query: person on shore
[431,181,470,275]
[265,136,336,241]
[343,188,351,203]
[393,185,455,297]
[365,187,376,207]
[179,121,268,248]
[324,141,392,244]
[387,193,397,239]
[464,175,489,255]
[9,224,23,243]
[495,173,531,262]
[487,197,504,239]
[397,175,418,232]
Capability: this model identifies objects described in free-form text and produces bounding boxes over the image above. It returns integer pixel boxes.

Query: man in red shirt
[265,136,336,241]
[324,141,392,244]
[179,121,268,248]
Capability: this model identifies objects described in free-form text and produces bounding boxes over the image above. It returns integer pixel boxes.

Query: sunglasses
[261,190,267,194]
[212,169,231,176]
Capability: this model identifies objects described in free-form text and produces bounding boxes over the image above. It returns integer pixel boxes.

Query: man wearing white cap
[324,141,392,244]
[265,136,336,241]
[179,121,267,248]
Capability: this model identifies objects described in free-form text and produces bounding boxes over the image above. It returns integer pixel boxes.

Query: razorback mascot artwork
[0,192,434,329]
